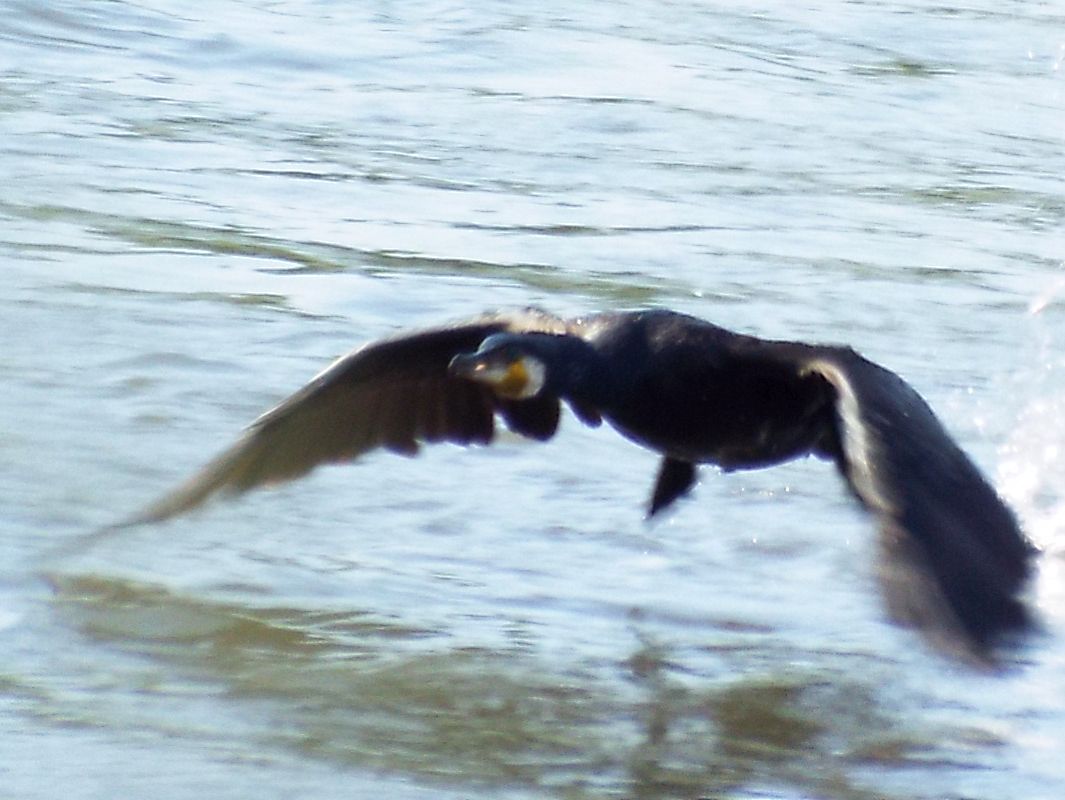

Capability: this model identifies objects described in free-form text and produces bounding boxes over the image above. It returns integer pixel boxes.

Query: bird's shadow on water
[36,571,972,800]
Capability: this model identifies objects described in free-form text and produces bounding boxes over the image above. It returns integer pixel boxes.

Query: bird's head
[448,334,549,400]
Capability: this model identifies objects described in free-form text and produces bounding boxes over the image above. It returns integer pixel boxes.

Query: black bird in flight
[125,308,1035,662]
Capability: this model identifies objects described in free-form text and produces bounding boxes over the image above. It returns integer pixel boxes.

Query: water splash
[999,281,1065,582]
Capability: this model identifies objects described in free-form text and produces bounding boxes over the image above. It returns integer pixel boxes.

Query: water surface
[3,2,1065,798]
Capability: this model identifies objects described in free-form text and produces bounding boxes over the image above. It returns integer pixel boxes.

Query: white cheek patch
[517,357,547,399]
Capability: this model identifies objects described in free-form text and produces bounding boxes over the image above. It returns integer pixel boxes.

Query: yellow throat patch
[495,358,529,398]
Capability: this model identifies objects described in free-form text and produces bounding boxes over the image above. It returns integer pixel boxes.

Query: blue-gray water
[3,2,1065,798]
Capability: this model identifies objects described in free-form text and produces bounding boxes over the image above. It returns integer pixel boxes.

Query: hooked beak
[448,351,489,381]
[448,351,537,399]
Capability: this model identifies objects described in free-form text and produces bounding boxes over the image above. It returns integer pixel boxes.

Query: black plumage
[125,308,1035,661]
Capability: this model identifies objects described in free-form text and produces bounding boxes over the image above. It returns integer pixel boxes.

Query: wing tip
[877,519,1038,666]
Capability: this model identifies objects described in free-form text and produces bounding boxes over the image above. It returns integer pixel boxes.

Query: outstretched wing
[806,351,1034,659]
[122,309,573,525]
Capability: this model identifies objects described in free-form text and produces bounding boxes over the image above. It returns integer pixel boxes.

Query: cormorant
[125,308,1035,661]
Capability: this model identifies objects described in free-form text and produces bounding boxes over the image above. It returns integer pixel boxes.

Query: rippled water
[3,2,1065,798]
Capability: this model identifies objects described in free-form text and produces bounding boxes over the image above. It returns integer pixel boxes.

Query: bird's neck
[542,336,615,408]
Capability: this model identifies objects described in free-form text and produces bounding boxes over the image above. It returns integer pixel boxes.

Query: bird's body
[565,312,837,468]
[125,308,1035,662]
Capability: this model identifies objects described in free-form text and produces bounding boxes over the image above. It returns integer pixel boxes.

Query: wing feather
[122,310,574,525]
[806,351,1034,658]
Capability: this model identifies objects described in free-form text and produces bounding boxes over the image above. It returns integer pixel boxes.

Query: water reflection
[46,572,984,799]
